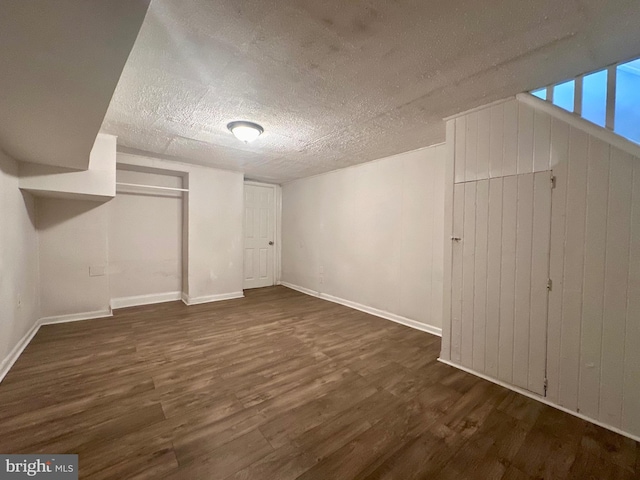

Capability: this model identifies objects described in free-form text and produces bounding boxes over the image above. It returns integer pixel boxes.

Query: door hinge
[544,377,548,396]
[547,279,553,291]
[551,175,557,189]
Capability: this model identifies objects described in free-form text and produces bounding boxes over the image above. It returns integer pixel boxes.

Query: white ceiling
[102,0,640,183]
[0,1,150,169]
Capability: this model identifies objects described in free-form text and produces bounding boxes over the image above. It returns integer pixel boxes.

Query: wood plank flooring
[0,286,637,479]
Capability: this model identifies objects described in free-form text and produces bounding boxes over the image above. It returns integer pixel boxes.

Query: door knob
[269,241,274,245]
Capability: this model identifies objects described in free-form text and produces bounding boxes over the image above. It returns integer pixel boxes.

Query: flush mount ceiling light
[227,121,264,143]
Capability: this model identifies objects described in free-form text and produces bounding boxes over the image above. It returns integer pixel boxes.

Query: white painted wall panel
[623,160,640,435]
[451,183,465,363]
[477,110,491,181]
[465,112,478,182]
[472,180,488,372]
[529,172,552,394]
[461,182,476,368]
[443,95,640,439]
[517,102,534,174]
[282,145,446,332]
[600,148,633,428]
[454,117,466,183]
[546,118,570,403]
[485,178,503,378]
[578,137,609,419]
[498,175,517,384]
[558,128,588,411]
[533,110,551,172]
[503,100,519,177]
[489,104,504,178]
[513,174,534,391]
[441,120,456,361]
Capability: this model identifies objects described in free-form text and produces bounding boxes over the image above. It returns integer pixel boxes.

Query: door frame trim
[243,180,281,288]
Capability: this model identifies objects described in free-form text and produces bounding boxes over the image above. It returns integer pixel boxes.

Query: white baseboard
[0,309,113,384]
[39,309,112,325]
[111,292,182,309]
[437,358,640,443]
[181,291,244,305]
[279,281,442,337]
[0,320,41,384]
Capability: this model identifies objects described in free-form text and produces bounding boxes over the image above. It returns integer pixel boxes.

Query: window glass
[553,80,575,112]
[531,88,546,100]
[582,70,608,127]
[615,59,640,144]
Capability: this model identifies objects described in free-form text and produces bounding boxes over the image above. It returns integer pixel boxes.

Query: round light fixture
[227,121,264,143]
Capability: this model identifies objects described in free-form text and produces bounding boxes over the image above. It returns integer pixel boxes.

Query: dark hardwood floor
[0,286,637,479]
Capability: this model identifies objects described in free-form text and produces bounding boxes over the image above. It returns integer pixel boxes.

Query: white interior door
[243,183,275,289]
[450,171,552,395]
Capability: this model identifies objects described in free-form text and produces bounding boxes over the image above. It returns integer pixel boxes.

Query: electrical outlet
[319,274,324,284]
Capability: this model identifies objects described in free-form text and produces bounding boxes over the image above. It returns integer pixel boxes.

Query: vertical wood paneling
[533,110,551,172]
[489,104,504,178]
[578,137,610,419]
[446,96,640,439]
[558,128,589,410]
[485,178,503,378]
[461,183,476,368]
[517,102,534,174]
[431,148,446,337]
[451,183,465,363]
[419,150,436,326]
[476,109,491,181]
[503,100,518,176]
[623,159,640,435]
[599,148,633,428]
[465,112,478,182]
[513,173,534,390]
[499,175,517,383]
[473,180,489,372]
[529,171,551,394]
[441,120,456,361]
[546,118,570,403]
[454,117,466,184]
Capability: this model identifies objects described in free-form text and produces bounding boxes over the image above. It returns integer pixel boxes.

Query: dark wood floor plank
[0,285,636,480]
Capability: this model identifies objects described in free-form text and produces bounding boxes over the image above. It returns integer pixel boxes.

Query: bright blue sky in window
[530,58,640,145]
[582,70,607,127]
[615,59,640,143]
[531,88,546,100]
[553,80,575,112]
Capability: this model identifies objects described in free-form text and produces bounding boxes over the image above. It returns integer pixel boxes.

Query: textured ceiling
[0,0,150,169]
[102,0,640,183]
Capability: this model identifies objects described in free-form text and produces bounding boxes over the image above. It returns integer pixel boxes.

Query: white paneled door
[451,171,552,395]
[243,183,276,289]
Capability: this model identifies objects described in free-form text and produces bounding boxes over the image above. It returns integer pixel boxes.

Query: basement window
[531,88,546,100]
[553,80,575,112]
[582,70,608,127]
[615,59,640,144]
[530,56,640,145]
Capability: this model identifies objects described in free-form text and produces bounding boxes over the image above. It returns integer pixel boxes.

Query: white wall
[19,133,116,201]
[109,170,183,304]
[281,145,446,331]
[37,198,110,319]
[441,96,640,440]
[116,153,245,304]
[0,151,39,372]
